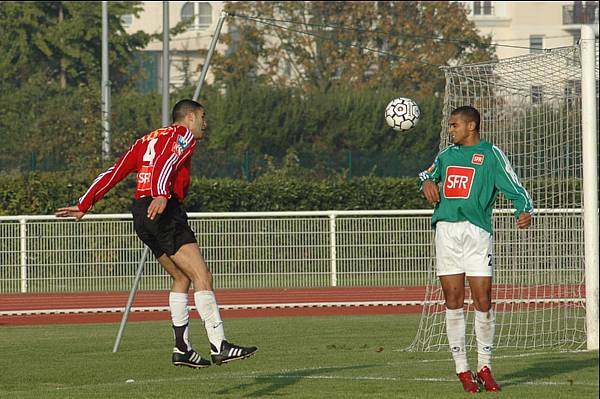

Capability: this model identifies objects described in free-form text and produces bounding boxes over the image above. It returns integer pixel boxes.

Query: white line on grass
[387,349,588,365]
[413,350,589,363]
[27,365,597,394]
[412,377,598,387]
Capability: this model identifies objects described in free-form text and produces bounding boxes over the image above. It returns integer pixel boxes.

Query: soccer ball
[385,97,420,131]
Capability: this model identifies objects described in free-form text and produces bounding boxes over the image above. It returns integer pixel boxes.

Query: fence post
[329,214,337,287]
[19,218,27,293]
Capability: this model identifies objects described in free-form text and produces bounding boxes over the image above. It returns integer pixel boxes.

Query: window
[531,85,543,105]
[529,35,543,54]
[181,3,194,22]
[197,3,212,28]
[121,14,133,28]
[473,1,493,16]
[564,80,582,107]
[134,51,161,94]
[181,2,213,30]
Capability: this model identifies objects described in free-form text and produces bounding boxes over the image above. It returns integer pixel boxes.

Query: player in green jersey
[419,106,533,393]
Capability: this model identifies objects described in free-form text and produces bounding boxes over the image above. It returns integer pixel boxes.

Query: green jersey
[418,139,533,234]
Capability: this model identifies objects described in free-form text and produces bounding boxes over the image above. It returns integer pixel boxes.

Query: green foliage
[0,80,444,178]
[0,1,150,90]
[0,172,429,215]
[193,81,443,178]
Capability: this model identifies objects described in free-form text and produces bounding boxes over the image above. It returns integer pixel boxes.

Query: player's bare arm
[516,212,532,229]
[55,206,85,221]
[422,179,440,204]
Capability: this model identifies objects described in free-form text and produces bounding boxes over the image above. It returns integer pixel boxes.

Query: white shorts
[435,221,493,277]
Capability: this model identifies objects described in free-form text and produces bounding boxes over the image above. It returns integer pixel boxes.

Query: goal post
[407,35,598,351]
[581,24,598,351]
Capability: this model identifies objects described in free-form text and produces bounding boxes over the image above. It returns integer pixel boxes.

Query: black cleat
[172,348,211,369]
[211,340,258,365]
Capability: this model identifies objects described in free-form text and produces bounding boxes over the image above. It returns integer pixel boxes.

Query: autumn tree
[213,1,495,95]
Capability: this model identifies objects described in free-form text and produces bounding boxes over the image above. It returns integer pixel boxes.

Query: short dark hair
[172,99,204,123]
[451,106,480,133]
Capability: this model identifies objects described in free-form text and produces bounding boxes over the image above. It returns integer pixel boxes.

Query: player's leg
[464,222,500,391]
[132,198,209,368]
[156,254,210,368]
[159,200,256,364]
[169,243,257,364]
[436,221,479,393]
[157,254,191,351]
[468,276,499,391]
[439,275,468,366]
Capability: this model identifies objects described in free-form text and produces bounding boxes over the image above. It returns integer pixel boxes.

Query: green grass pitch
[0,314,597,398]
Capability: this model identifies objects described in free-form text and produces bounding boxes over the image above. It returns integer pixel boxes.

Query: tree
[0,2,152,173]
[0,1,150,90]
[213,1,495,95]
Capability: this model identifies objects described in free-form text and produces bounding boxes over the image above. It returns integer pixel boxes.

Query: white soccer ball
[385,97,420,131]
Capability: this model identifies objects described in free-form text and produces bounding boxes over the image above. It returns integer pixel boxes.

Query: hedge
[0,172,430,216]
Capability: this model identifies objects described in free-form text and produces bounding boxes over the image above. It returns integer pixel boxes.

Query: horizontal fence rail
[0,209,583,293]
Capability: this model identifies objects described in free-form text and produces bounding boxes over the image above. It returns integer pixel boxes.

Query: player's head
[449,106,480,145]
[172,99,206,139]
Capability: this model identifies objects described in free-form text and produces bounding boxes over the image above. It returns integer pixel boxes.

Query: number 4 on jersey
[143,138,157,164]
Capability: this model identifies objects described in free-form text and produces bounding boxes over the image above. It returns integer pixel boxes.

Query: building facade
[463,1,598,59]
[124,1,226,92]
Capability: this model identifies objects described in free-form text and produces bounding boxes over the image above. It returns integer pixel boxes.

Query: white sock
[446,307,469,374]
[475,309,495,372]
[194,290,225,353]
[169,292,191,351]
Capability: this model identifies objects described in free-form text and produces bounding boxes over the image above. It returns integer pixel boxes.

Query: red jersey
[77,124,196,213]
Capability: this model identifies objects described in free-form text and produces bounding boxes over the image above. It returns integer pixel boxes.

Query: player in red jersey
[56,99,257,368]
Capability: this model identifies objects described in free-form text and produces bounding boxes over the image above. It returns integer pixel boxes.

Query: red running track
[0,287,427,326]
[0,284,582,326]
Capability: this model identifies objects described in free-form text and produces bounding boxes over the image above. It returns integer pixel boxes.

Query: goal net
[407,44,598,351]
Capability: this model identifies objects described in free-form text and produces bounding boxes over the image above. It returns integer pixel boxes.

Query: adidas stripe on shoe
[172,348,211,368]
[211,340,258,365]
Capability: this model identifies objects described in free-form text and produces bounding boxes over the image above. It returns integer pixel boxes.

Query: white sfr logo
[444,166,475,199]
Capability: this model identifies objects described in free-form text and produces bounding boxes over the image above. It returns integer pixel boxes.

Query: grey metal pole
[162,1,170,126]
[101,1,111,161]
[193,11,227,101]
[112,246,150,353]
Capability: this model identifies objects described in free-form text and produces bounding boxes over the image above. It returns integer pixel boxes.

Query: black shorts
[132,197,197,258]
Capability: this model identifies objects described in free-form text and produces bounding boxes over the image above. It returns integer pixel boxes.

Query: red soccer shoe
[457,371,480,393]
[477,366,501,392]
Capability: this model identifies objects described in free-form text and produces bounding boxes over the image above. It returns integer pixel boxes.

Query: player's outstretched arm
[55,206,85,221]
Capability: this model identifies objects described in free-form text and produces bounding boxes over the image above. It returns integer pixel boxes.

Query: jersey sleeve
[77,141,140,213]
[418,154,442,191]
[150,127,196,198]
[491,146,534,218]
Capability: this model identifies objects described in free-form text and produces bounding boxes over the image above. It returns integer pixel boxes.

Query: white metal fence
[0,210,436,293]
[0,209,583,293]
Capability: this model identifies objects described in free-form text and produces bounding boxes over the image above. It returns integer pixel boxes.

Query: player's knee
[172,273,191,288]
[473,298,491,312]
[444,297,464,309]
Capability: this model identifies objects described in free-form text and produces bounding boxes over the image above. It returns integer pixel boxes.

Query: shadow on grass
[500,356,599,388]
[215,364,374,397]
